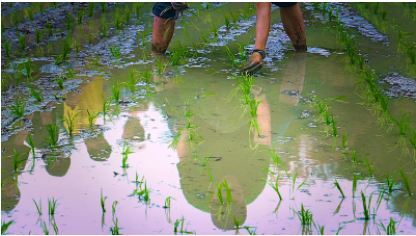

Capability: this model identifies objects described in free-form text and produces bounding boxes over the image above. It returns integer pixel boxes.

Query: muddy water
[2,3,416,235]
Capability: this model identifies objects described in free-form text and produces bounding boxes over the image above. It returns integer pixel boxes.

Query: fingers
[241,61,263,76]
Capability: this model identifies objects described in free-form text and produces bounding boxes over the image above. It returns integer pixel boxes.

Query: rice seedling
[341,134,348,150]
[3,41,11,57]
[270,149,283,167]
[173,218,193,234]
[33,199,42,216]
[87,109,99,128]
[319,225,325,235]
[55,40,71,65]
[132,180,150,203]
[271,177,283,201]
[77,9,84,24]
[101,3,107,12]
[1,220,14,235]
[155,58,168,75]
[102,100,110,122]
[334,179,345,198]
[352,175,357,197]
[224,16,231,30]
[27,134,35,157]
[375,190,385,213]
[47,123,59,147]
[331,114,338,137]
[41,221,49,235]
[100,189,107,213]
[135,5,141,19]
[88,3,95,17]
[163,196,171,209]
[244,226,256,235]
[46,22,53,37]
[109,45,121,59]
[64,109,78,137]
[386,176,394,195]
[111,200,118,219]
[56,75,65,89]
[10,100,25,118]
[400,170,412,196]
[110,218,120,235]
[121,144,133,168]
[111,83,121,103]
[18,34,26,50]
[48,198,57,217]
[291,172,298,192]
[298,204,313,226]
[385,218,396,235]
[361,191,370,220]
[29,86,43,102]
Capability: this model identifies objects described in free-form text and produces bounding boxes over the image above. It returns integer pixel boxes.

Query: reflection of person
[85,133,112,161]
[242,3,307,75]
[153,73,271,229]
[1,131,30,211]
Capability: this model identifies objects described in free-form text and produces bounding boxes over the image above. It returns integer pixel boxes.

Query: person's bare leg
[280,3,307,52]
[241,3,271,75]
[152,16,175,54]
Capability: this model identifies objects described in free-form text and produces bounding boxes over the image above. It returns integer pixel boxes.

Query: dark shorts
[273,2,297,8]
[153,2,298,20]
[153,2,176,19]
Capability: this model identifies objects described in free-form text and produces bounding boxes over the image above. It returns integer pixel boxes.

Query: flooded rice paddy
[1,2,416,235]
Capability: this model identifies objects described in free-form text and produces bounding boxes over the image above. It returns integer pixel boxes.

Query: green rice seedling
[155,58,168,75]
[298,204,313,226]
[111,83,121,103]
[18,34,26,50]
[244,226,256,235]
[64,109,78,137]
[10,100,25,118]
[102,100,110,121]
[20,58,33,80]
[163,196,171,209]
[12,150,23,173]
[334,179,345,198]
[224,16,231,30]
[55,40,71,65]
[319,225,325,235]
[225,46,238,67]
[395,114,410,136]
[1,220,14,234]
[100,189,107,213]
[33,199,42,216]
[3,41,11,57]
[361,191,370,220]
[350,150,358,163]
[110,218,120,235]
[111,200,118,219]
[48,198,57,217]
[271,178,283,201]
[375,190,385,213]
[386,176,394,195]
[41,221,49,235]
[101,3,107,12]
[386,218,396,235]
[29,86,43,102]
[88,3,95,17]
[47,123,59,147]
[223,180,233,205]
[270,149,283,167]
[109,46,121,59]
[216,182,224,205]
[50,218,59,235]
[135,5,141,19]
[331,115,337,137]
[341,134,348,150]
[132,180,150,203]
[56,75,65,89]
[291,172,298,192]
[77,9,84,24]
[352,175,357,197]
[27,134,36,157]
[400,170,412,196]
[87,109,99,128]
[173,218,193,234]
[46,22,53,37]
[121,144,133,168]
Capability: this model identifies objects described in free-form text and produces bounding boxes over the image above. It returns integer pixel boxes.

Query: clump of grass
[400,170,412,196]
[163,196,171,209]
[87,110,99,128]
[298,204,313,226]
[64,109,78,137]
[10,100,25,118]
[33,199,42,216]
[121,144,133,168]
[47,123,59,147]
[1,220,14,234]
[48,198,57,217]
[334,179,345,198]
[109,45,121,59]
[100,189,107,213]
[361,191,370,220]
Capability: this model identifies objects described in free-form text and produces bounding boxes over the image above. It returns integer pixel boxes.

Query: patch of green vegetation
[47,123,59,147]
[1,220,14,235]
[10,100,25,118]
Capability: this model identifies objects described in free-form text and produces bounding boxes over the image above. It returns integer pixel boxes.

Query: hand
[241,51,264,76]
